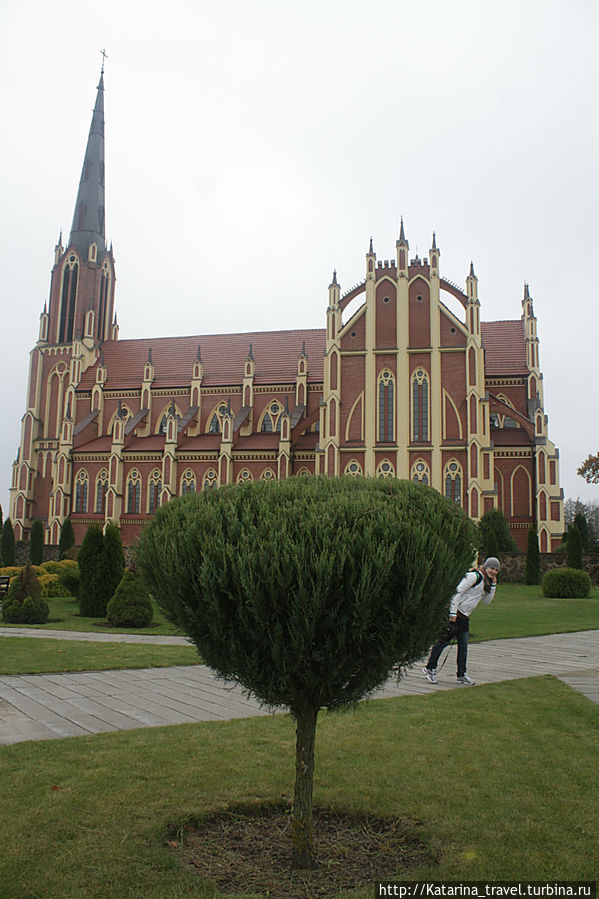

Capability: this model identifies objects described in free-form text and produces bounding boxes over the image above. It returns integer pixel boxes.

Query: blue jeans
[426,613,470,677]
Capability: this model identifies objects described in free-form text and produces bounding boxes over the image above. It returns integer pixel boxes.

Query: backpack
[467,569,484,587]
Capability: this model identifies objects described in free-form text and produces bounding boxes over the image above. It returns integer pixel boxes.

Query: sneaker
[457,674,475,685]
[422,667,437,684]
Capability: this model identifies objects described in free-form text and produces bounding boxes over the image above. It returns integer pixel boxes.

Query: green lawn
[470,583,599,641]
[0,676,597,896]
[0,636,200,675]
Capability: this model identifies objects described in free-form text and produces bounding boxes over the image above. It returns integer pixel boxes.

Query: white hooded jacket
[449,570,496,618]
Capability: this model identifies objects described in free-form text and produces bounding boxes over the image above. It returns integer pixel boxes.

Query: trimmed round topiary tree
[29,519,44,565]
[107,567,153,628]
[541,567,591,598]
[2,563,49,624]
[525,528,541,585]
[136,476,478,870]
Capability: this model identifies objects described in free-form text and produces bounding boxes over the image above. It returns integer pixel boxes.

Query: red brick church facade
[9,72,564,551]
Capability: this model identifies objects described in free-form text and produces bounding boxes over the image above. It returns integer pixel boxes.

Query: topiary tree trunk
[136,476,478,870]
[525,528,540,584]
[29,520,44,565]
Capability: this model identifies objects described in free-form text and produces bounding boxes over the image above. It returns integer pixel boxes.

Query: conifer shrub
[2,519,16,566]
[40,560,78,576]
[0,566,22,579]
[29,519,44,565]
[38,573,71,598]
[542,567,591,598]
[101,523,126,608]
[78,525,106,617]
[479,508,518,556]
[136,476,477,870]
[2,563,49,624]
[106,567,153,627]
[58,517,76,560]
[566,525,583,569]
[525,528,541,585]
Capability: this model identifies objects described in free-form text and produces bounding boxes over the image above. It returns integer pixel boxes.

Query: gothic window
[377,371,395,442]
[376,459,395,479]
[158,405,182,435]
[58,259,79,344]
[148,470,162,513]
[344,460,363,477]
[260,401,283,433]
[412,370,429,442]
[296,468,311,476]
[411,459,430,485]
[261,468,276,480]
[95,470,108,514]
[444,460,462,505]
[207,404,228,435]
[181,470,196,494]
[74,471,88,513]
[98,266,111,342]
[237,468,253,484]
[203,468,218,490]
[126,470,141,514]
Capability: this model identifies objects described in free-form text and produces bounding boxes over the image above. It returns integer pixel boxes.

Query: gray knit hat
[483,557,501,570]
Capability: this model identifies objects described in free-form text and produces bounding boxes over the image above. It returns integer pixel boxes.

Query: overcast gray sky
[1,0,597,520]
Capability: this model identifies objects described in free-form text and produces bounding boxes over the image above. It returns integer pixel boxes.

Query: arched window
[412,369,429,442]
[203,468,218,490]
[344,460,363,477]
[148,470,162,513]
[58,256,79,343]
[376,459,395,479]
[260,401,284,433]
[377,370,395,442]
[126,470,141,513]
[236,468,253,484]
[411,459,430,485]
[444,460,462,505]
[261,468,276,480]
[207,403,228,435]
[74,470,88,513]
[181,470,196,495]
[95,470,108,514]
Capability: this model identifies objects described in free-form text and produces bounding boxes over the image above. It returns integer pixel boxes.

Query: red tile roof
[78,329,326,391]
[481,320,528,376]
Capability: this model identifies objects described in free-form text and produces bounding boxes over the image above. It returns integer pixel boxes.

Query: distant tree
[29,520,44,565]
[2,519,16,566]
[573,513,591,552]
[101,523,126,607]
[479,508,518,556]
[136,476,478,870]
[58,518,76,560]
[578,452,599,484]
[78,525,106,617]
[525,529,540,585]
[566,525,583,570]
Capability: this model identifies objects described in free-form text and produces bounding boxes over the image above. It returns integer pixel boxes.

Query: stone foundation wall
[14,542,60,566]
[495,552,599,585]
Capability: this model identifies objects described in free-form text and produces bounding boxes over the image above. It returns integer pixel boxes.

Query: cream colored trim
[345,391,364,442]
[442,388,463,441]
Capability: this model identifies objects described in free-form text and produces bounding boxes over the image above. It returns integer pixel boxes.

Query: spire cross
[100,48,108,73]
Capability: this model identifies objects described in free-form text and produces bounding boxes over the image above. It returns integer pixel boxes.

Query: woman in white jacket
[422,557,500,685]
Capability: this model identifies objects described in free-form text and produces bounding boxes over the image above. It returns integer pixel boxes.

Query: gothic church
[9,72,565,551]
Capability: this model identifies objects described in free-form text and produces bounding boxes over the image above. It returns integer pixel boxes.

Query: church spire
[69,69,106,256]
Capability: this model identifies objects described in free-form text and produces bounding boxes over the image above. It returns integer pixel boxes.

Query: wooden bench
[0,576,10,599]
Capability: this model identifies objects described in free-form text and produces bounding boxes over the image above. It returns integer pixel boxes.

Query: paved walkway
[0,629,597,745]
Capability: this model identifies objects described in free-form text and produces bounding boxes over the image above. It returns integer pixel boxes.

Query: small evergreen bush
[0,566,22,579]
[38,573,71,598]
[2,563,49,624]
[2,519,15,566]
[59,518,76,560]
[40,559,78,575]
[525,528,540,585]
[106,568,153,628]
[541,567,591,598]
[566,525,583,570]
[101,523,126,608]
[29,520,44,565]
[78,525,106,617]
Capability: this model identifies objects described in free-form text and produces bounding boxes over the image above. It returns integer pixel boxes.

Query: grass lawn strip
[0,636,200,675]
[0,676,597,897]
